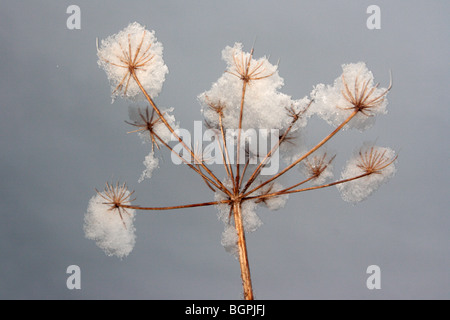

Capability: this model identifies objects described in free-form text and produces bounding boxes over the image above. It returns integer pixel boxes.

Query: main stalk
[233,201,254,300]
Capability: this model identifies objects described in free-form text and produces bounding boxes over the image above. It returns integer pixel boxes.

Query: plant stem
[233,201,254,300]
[244,172,371,202]
[235,81,248,192]
[120,199,232,211]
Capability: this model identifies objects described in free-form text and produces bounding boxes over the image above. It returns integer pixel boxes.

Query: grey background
[0,0,448,299]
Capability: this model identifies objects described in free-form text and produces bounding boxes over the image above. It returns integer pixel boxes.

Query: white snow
[97,22,168,101]
[84,192,136,258]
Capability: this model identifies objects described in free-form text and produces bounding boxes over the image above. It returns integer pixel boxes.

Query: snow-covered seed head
[337,145,397,203]
[340,71,392,116]
[311,62,391,131]
[304,153,336,181]
[204,96,226,117]
[97,22,168,100]
[95,182,136,227]
[84,182,137,258]
[199,43,295,133]
[126,106,162,151]
[226,47,276,84]
[356,146,398,175]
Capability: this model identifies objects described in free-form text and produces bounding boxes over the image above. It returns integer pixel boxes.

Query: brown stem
[235,81,248,192]
[196,164,216,192]
[233,201,254,300]
[120,199,232,211]
[244,172,371,202]
[219,113,234,181]
[279,176,316,193]
[238,158,250,190]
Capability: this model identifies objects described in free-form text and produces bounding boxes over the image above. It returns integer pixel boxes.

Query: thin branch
[244,172,371,202]
[243,109,359,198]
[278,175,316,193]
[120,199,232,211]
[235,81,248,193]
[152,132,231,196]
[196,164,217,192]
[219,113,234,181]
[131,70,228,195]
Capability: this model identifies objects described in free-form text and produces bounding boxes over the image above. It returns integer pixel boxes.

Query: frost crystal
[97,22,168,101]
[84,191,136,258]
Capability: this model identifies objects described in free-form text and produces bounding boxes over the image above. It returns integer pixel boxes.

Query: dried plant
[85,22,398,300]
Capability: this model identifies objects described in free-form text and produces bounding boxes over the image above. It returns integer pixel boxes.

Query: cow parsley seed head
[127,106,178,150]
[301,152,335,186]
[84,182,136,258]
[337,144,397,202]
[311,62,391,131]
[198,43,297,133]
[97,22,168,101]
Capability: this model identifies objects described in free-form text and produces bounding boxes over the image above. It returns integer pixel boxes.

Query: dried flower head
[337,144,397,202]
[95,182,136,225]
[97,22,168,100]
[311,62,391,131]
[226,47,276,84]
[303,153,336,185]
[199,43,295,134]
[340,71,392,116]
[127,106,163,151]
[356,146,398,175]
[127,105,178,148]
[84,182,137,258]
